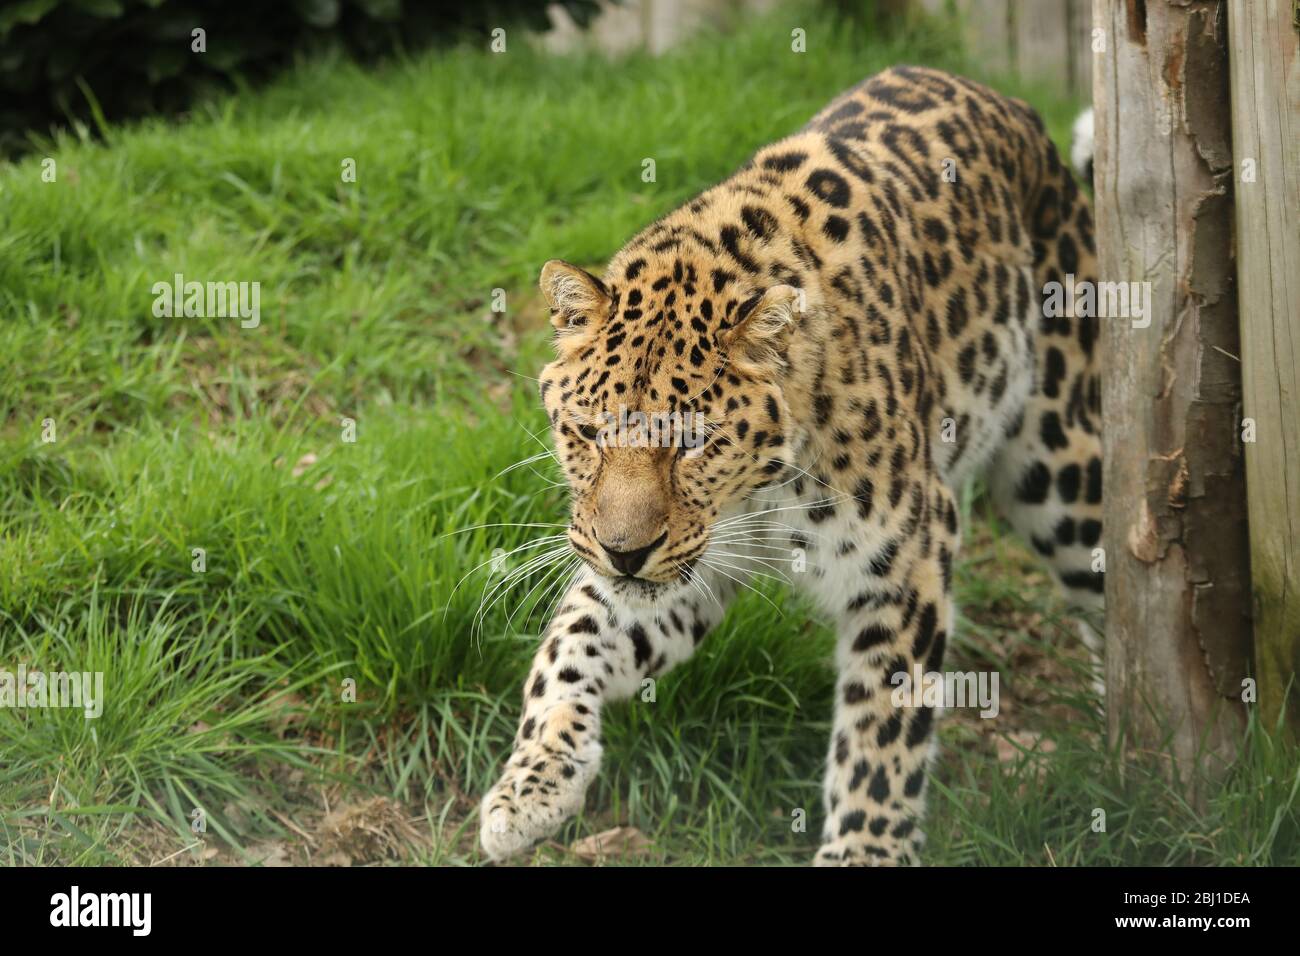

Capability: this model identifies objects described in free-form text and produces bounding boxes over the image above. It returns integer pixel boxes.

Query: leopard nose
[599,532,667,577]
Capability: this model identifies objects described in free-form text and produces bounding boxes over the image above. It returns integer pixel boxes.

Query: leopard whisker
[440,521,568,538]
[715,497,851,525]
[495,449,562,479]
[538,557,588,628]
[472,545,572,642]
[701,553,793,586]
[445,533,570,614]
[686,564,723,608]
[697,558,785,615]
[708,533,812,548]
[472,548,569,638]
[707,549,807,565]
[510,551,582,634]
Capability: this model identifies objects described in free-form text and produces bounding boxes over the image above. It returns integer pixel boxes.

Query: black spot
[735,293,763,325]
[1033,185,1061,238]
[627,624,652,668]
[692,618,708,644]
[867,539,899,577]
[805,168,851,208]
[1062,570,1105,593]
[808,503,837,523]
[823,215,850,243]
[762,151,807,172]
[944,288,969,336]
[720,225,761,274]
[1085,456,1102,503]
[876,713,903,748]
[1058,232,1079,275]
[867,765,891,801]
[838,809,867,836]
[814,393,833,425]
[848,758,871,790]
[912,602,938,658]
[1016,462,1051,504]
[957,343,977,383]
[1056,464,1081,502]
[823,99,863,122]
[854,624,893,653]
[905,706,934,748]
[741,205,778,241]
[1043,347,1067,398]
[1040,411,1068,450]
[569,615,599,634]
[1054,518,1077,546]
[1080,518,1102,547]
[853,477,874,518]
[903,769,925,797]
[922,217,949,243]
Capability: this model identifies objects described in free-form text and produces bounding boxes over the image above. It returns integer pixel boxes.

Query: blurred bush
[0,0,601,152]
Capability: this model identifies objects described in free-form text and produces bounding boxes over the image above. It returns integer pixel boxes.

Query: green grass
[2,4,1295,867]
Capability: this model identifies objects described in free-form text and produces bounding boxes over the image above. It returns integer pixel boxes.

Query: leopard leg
[989,157,1105,665]
[479,570,731,861]
[811,480,959,866]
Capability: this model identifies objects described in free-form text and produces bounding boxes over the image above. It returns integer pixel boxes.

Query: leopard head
[536,255,804,602]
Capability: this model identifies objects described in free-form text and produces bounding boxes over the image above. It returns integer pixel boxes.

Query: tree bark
[1093,0,1252,779]
[1227,0,1300,738]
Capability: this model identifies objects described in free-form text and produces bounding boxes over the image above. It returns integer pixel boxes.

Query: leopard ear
[723,284,801,370]
[540,259,611,334]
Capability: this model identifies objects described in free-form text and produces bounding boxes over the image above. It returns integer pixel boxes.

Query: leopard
[477,64,1102,865]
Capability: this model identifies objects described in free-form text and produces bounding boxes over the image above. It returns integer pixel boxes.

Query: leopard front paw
[813,833,922,867]
[479,709,602,862]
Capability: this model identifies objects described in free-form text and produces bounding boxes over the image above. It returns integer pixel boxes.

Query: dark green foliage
[0,0,601,152]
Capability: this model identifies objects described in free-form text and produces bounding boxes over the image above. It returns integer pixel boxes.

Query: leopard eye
[677,437,707,459]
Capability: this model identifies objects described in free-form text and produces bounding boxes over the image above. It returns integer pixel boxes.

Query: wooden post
[1227,0,1300,737]
[1093,0,1252,778]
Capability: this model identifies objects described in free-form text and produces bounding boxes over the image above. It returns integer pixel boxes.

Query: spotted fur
[479,65,1102,865]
